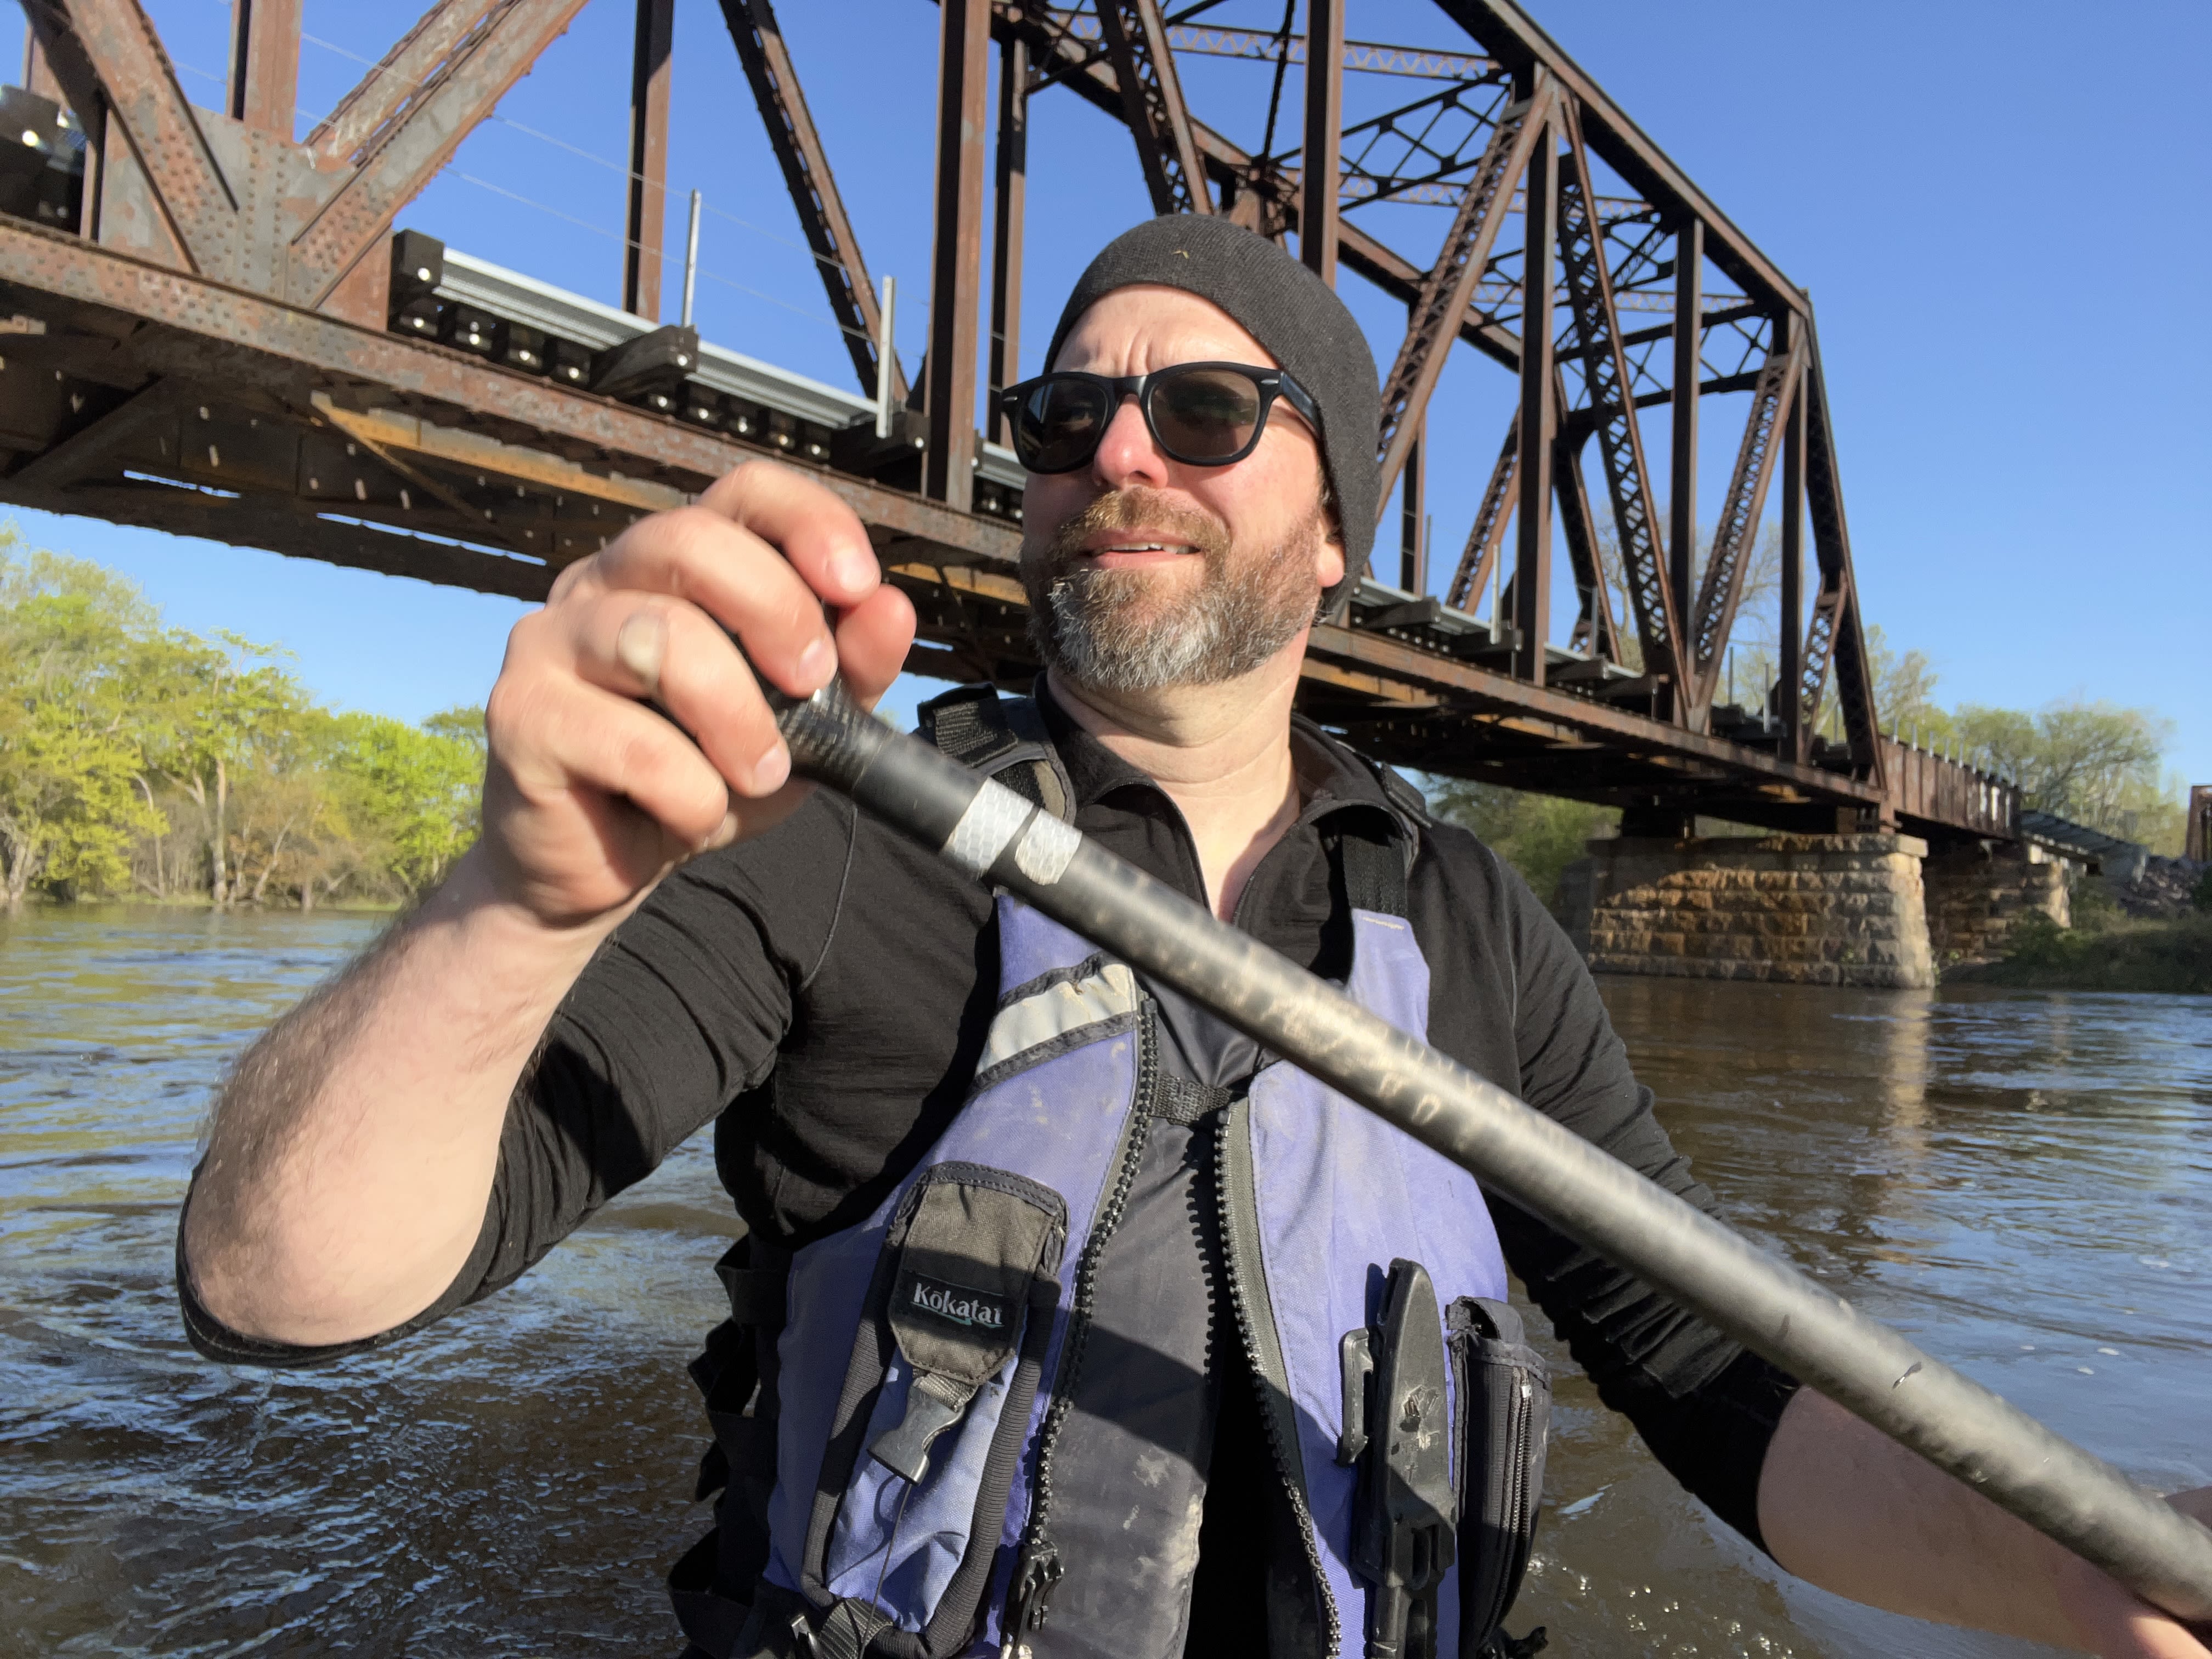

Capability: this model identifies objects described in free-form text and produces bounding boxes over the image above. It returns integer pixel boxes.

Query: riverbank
[1947,912,2212,995]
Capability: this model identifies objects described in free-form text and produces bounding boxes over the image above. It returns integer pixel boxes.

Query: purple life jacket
[709,893,1544,1659]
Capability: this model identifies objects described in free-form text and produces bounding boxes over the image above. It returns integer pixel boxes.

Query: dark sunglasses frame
[995,361,1321,473]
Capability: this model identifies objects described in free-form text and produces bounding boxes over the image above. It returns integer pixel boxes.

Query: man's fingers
[502,675,736,852]
[695,459,880,611]
[566,592,789,795]
[593,504,838,698]
[834,584,918,710]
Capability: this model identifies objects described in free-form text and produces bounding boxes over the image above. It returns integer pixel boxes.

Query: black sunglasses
[996,362,1321,474]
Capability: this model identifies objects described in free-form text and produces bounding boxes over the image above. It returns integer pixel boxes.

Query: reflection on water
[3,909,2208,1656]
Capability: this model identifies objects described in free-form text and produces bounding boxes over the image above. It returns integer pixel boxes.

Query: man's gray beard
[1026,511,1324,693]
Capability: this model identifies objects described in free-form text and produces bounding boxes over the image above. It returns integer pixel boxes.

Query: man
[180,217,2202,1658]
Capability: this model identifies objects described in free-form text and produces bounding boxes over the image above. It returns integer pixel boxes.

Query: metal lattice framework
[0,0,2015,843]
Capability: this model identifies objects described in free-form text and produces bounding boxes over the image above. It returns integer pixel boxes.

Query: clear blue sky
[8,1,2205,777]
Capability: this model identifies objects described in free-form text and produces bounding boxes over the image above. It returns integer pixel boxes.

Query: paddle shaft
[770,676,2212,1622]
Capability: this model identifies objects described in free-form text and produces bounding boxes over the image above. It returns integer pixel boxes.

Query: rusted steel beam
[1798,315,1883,788]
[1092,0,1212,216]
[721,0,901,402]
[1688,328,1799,719]
[310,394,690,514]
[1298,0,1344,283]
[923,0,990,511]
[1373,78,1548,505]
[39,0,235,270]
[227,0,300,136]
[623,0,674,321]
[1668,215,1700,628]
[1555,425,1622,662]
[21,30,64,104]
[304,2,489,164]
[1397,413,1425,592]
[1447,411,1516,610]
[1303,622,1883,806]
[1433,0,1803,315]
[988,30,1027,441]
[1778,374,1805,765]
[286,0,588,312]
[1511,105,1555,682]
[8,377,170,487]
[1556,103,1678,691]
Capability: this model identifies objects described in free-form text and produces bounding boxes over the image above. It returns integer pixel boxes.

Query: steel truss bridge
[0,0,2018,845]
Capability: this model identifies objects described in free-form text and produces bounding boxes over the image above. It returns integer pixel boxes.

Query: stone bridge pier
[1555,833,2075,990]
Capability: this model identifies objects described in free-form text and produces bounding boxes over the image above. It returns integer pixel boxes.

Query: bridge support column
[1564,832,1936,989]
[1923,842,2069,969]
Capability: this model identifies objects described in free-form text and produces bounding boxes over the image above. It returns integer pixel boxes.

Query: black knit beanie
[1043,215,1381,616]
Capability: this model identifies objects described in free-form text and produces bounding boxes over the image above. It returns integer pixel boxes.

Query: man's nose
[1090,396,1169,490]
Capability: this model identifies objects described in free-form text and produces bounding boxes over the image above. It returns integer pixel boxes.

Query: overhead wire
[167,3,890,353]
[290,25,874,287]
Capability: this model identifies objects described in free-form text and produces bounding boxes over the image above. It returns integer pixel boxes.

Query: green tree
[0,540,165,909]
[133,629,314,906]
[1953,699,2178,846]
[328,708,486,897]
[1426,780,1618,909]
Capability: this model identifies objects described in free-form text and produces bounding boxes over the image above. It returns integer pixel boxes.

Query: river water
[2,905,2207,1658]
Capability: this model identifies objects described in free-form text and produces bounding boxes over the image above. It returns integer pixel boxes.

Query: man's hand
[2050,1487,2212,1658]
[183,462,912,1349]
[479,460,914,928]
[1762,1387,2212,1658]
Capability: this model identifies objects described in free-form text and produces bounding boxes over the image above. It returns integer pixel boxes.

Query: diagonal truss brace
[1686,331,1801,718]
[1556,422,1623,662]
[1093,0,1212,216]
[1447,412,1517,611]
[1555,102,1677,676]
[31,0,236,270]
[723,0,904,400]
[1798,325,1884,785]
[287,0,589,308]
[1374,77,1551,505]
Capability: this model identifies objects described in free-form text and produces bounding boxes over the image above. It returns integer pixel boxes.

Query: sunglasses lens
[1013,378,1111,472]
[1150,368,1263,461]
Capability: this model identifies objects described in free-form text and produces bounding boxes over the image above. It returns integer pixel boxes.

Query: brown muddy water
[3,905,2208,1657]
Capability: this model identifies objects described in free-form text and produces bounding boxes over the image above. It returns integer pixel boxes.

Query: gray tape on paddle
[943,780,1031,877]
[940,778,1080,884]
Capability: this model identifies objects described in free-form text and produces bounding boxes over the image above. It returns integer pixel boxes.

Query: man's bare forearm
[182,845,621,1347]
[1759,1387,2204,1656]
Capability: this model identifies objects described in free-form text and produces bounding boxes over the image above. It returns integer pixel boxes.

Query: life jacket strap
[1150,1074,1235,1125]
[916,682,1075,822]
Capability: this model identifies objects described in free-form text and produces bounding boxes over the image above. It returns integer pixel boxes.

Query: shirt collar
[1031,676,1413,842]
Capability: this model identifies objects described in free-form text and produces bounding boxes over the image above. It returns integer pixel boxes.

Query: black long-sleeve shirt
[182,687,1799,1552]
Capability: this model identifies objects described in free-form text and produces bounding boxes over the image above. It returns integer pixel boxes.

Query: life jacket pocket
[801,1161,1067,1654]
[1447,1296,1551,1657]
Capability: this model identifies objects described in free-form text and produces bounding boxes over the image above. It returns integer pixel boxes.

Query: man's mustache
[1040,488,1232,573]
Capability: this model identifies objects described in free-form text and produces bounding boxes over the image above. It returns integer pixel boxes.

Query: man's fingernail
[797,636,836,683]
[752,741,791,794]
[834,545,876,591]
[697,809,740,853]
[614,608,668,694]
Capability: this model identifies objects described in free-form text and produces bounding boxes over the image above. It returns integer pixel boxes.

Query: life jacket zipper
[1212,1102,1341,1657]
[1001,1001,1160,1653]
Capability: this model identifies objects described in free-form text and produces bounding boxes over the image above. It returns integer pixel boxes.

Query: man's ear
[1314,519,1346,590]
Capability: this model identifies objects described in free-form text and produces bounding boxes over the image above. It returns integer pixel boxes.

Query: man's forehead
[1052,284,1276,370]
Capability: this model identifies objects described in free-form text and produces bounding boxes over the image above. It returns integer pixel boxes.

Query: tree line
[0,533,2190,918]
[0,537,483,913]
